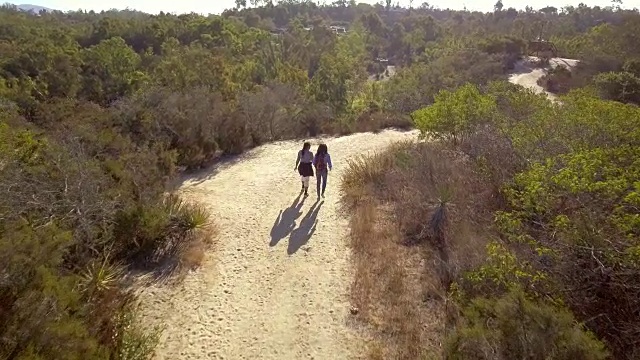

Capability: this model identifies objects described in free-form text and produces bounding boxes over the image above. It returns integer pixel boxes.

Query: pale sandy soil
[137,129,419,360]
[508,56,579,100]
[137,55,576,360]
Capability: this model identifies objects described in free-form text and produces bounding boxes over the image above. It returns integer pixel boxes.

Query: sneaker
[321,192,325,199]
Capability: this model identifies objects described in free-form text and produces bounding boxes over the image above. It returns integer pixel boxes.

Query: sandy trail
[138,54,574,360]
[138,129,419,360]
[508,56,579,100]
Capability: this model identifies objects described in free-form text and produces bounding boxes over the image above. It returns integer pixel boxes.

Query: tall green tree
[80,37,146,105]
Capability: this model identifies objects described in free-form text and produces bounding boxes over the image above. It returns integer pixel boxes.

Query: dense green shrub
[593,71,640,104]
[0,85,207,360]
[410,81,640,359]
[446,288,608,360]
[411,83,496,144]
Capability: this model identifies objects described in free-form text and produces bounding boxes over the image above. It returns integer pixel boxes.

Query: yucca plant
[163,193,185,218]
[430,185,455,288]
[179,203,210,232]
[79,255,125,301]
[430,184,454,243]
[163,193,210,231]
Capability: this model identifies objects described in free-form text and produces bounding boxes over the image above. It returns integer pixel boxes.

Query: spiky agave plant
[79,255,125,300]
[430,185,455,288]
[163,193,185,218]
[430,185,454,248]
[179,203,210,232]
[163,193,210,232]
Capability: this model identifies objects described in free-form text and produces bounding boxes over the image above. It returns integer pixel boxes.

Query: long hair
[302,142,311,152]
[316,143,328,157]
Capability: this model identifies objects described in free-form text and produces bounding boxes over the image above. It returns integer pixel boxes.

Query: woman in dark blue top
[312,143,333,199]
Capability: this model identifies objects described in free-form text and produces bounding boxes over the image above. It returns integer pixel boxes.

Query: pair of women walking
[294,142,332,199]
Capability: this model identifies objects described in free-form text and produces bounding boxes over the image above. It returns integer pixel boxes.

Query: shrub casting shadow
[287,200,323,255]
[270,193,305,247]
[172,149,263,188]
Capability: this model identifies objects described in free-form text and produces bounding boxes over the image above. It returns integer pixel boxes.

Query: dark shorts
[298,162,314,177]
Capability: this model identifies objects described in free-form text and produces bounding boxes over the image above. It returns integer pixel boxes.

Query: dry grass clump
[162,194,218,273]
[341,141,496,359]
[179,221,218,271]
[349,200,442,359]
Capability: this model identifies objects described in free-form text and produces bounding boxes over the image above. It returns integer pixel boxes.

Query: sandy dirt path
[508,56,579,100]
[138,129,419,360]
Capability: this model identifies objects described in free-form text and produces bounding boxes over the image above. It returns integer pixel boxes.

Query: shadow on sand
[287,200,324,255]
[270,193,306,247]
[169,149,263,189]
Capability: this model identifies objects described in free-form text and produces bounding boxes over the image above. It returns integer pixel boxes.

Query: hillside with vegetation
[0,1,639,359]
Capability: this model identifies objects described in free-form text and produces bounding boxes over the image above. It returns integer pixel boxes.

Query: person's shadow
[287,200,324,255]
[270,194,305,247]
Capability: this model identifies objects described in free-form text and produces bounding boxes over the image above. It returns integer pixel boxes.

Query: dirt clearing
[137,129,418,360]
[508,56,579,100]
